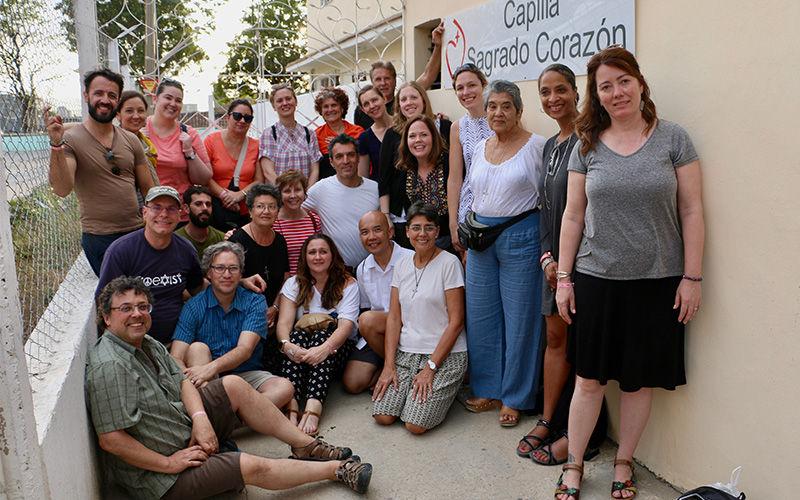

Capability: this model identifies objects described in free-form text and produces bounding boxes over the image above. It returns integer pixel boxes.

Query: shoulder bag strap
[231,136,249,188]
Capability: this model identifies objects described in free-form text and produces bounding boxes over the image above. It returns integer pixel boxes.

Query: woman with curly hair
[276,234,360,435]
[314,87,364,179]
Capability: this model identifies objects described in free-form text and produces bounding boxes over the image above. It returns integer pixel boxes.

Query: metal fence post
[74,0,99,119]
[0,139,51,500]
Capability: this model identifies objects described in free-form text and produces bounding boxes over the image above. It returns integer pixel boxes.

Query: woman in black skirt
[554,46,705,500]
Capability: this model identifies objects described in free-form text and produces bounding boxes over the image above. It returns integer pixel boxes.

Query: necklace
[412,250,437,298]
[543,134,575,211]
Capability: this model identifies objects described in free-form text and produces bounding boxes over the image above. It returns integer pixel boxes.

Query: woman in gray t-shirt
[553,47,705,500]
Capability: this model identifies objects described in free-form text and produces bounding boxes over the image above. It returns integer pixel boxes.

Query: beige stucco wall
[408,0,800,497]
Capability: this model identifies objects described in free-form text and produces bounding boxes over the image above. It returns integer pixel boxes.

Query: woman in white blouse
[462,80,546,428]
[277,234,359,435]
[372,202,467,434]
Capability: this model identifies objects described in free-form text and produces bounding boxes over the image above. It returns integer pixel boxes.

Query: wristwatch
[426,359,438,372]
[184,151,196,160]
[280,339,289,352]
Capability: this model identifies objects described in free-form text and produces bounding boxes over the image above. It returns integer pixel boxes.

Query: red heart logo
[445,19,467,80]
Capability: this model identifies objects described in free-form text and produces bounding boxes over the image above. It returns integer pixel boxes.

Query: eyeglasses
[230,111,254,123]
[408,224,438,233]
[251,203,277,212]
[145,203,180,215]
[110,303,153,314]
[210,264,242,275]
[105,149,121,176]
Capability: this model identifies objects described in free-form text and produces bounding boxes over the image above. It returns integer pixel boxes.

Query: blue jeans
[465,212,543,410]
[81,231,131,276]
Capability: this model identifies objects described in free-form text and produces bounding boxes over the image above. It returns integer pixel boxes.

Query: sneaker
[290,437,353,461]
[335,456,372,494]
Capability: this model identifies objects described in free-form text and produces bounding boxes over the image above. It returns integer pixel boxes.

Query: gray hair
[201,241,245,275]
[483,79,523,113]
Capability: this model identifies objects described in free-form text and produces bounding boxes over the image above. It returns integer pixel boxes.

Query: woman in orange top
[144,78,212,223]
[203,99,264,230]
[314,87,364,179]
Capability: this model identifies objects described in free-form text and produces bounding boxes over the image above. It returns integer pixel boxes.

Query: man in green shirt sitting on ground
[86,276,372,499]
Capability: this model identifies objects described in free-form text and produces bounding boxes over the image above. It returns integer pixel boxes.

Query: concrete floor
[235,386,681,500]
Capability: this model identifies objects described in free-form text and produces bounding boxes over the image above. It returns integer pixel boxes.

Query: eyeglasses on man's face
[210,264,242,275]
[145,203,180,215]
[110,303,153,314]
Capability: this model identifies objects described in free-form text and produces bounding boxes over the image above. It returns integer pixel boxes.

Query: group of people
[44,37,704,499]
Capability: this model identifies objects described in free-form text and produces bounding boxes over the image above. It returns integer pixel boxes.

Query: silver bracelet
[541,257,555,271]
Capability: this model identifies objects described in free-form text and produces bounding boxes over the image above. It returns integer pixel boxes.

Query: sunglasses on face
[230,112,254,123]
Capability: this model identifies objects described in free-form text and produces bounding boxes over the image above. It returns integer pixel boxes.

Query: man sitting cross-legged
[342,210,413,393]
[170,241,294,408]
[87,276,372,499]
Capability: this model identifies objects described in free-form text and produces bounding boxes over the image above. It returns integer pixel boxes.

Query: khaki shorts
[161,379,245,499]
[237,369,277,391]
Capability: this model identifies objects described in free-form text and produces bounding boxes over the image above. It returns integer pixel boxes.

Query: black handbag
[457,209,537,252]
[677,487,745,500]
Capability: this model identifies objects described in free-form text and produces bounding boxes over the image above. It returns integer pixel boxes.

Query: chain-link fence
[0,0,92,377]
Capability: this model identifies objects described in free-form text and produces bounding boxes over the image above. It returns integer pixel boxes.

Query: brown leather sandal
[554,463,583,499]
[290,437,352,461]
[611,458,638,499]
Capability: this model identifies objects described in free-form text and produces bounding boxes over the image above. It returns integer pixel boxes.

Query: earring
[639,95,645,111]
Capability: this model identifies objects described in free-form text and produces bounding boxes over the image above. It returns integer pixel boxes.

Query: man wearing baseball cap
[96,186,203,344]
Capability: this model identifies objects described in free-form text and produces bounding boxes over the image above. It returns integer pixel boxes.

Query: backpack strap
[304,126,310,144]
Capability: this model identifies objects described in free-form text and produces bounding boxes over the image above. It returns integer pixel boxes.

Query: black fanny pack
[457,209,537,252]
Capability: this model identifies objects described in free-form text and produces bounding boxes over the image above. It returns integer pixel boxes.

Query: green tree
[56,0,217,76]
[213,0,307,103]
[0,0,52,131]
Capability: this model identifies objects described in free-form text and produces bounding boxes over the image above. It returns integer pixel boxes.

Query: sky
[175,0,256,110]
[38,0,254,113]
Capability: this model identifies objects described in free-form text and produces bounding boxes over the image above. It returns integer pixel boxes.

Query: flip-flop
[464,398,501,413]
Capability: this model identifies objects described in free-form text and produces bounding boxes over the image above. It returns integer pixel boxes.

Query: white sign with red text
[441,0,635,88]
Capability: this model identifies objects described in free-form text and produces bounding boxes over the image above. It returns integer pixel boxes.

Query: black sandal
[516,418,551,457]
[532,431,600,466]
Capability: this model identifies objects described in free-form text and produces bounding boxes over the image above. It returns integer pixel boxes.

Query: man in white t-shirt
[303,134,379,269]
[342,211,413,394]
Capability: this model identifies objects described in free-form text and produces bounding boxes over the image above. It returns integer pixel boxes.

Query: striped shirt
[274,211,322,275]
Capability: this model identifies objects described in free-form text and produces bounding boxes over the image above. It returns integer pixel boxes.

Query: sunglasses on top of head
[230,111,254,123]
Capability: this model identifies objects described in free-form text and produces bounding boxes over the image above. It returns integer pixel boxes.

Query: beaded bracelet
[682,274,703,282]
[556,282,574,288]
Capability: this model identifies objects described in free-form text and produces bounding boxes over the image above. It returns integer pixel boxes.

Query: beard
[189,210,211,228]
[88,102,116,124]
